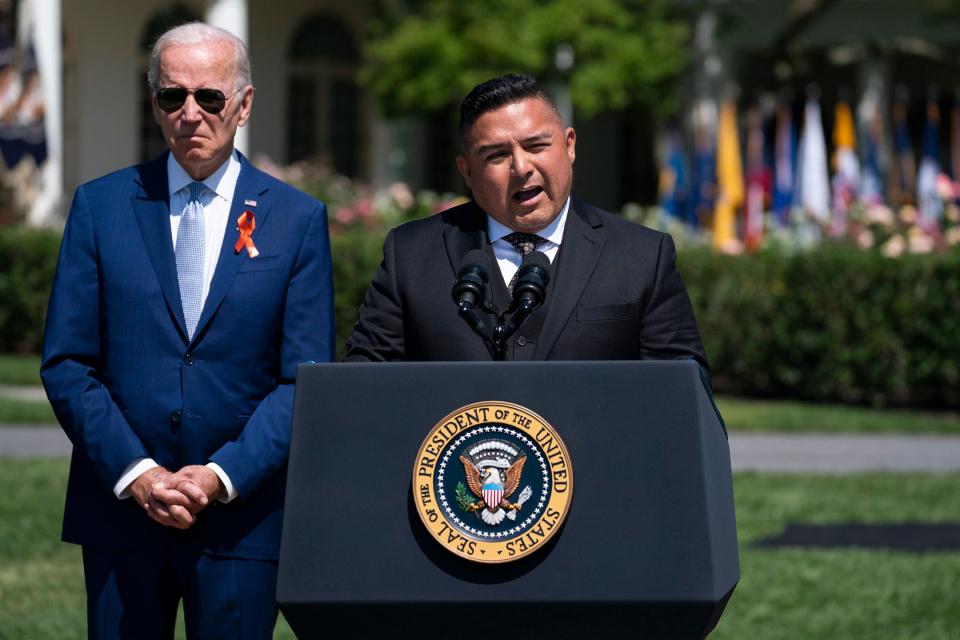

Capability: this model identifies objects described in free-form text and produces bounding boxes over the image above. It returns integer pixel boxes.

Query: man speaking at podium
[346,73,706,367]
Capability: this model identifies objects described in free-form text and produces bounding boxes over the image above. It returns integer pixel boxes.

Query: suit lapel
[192,154,272,342]
[442,201,490,279]
[131,154,189,339]
[442,201,512,317]
[534,198,606,359]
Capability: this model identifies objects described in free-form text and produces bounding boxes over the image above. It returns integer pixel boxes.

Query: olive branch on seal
[455,482,476,512]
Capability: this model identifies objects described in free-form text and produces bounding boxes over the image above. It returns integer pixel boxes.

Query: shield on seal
[483,482,503,510]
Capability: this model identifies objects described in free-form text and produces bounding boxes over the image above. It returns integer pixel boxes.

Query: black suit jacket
[345,197,707,368]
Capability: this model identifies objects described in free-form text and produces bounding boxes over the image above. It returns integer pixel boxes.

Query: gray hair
[147,22,251,93]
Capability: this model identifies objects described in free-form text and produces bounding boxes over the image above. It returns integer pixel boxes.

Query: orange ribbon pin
[234,210,260,258]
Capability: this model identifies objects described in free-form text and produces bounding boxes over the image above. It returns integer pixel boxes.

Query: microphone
[452,249,490,311]
[452,250,496,357]
[497,251,550,347]
[511,251,550,312]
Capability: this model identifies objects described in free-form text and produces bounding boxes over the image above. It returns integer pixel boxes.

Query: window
[287,13,363,177]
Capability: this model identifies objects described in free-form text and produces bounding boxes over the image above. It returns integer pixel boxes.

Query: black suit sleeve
[344,228,406,361]
[639,233,709,374]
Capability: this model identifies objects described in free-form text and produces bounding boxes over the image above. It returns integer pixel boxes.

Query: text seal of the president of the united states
[412,401,573,563]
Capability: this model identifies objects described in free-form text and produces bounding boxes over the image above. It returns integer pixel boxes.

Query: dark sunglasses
[155,87,242,114]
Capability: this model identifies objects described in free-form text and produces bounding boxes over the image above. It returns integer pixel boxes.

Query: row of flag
[0,0,47,174]
[658,87,958,251]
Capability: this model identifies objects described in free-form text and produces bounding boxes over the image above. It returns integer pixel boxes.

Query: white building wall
[62,1,179,188]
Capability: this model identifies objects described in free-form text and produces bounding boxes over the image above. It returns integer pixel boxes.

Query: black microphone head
[452,249,490,308]
[513,250,550,310]
[519,250,550,275]
[458,249,491,277]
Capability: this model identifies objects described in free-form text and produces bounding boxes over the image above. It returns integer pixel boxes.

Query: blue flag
[657,129,691,224]
[772,100,795,226]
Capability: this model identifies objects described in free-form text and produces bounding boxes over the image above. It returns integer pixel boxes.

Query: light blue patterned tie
[176,181,206,340]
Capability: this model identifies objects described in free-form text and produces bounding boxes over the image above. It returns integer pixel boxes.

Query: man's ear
[565,127,576,164]
[237,85,254,128]
[456,155,472,190]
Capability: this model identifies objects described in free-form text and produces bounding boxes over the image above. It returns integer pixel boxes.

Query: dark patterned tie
[503,232,546,294]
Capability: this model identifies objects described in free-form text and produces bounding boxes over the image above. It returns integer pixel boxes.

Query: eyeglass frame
[154,86,246,115]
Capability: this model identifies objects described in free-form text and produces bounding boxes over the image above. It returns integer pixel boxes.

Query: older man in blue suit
[41,22,333,639]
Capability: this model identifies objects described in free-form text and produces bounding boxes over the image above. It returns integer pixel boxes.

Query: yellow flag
[834,101,857,151]
[833,100,857,172]
[714,100,744,249]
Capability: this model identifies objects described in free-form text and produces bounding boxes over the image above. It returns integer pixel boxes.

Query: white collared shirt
[487,196,570,286]
[113,151,241,504]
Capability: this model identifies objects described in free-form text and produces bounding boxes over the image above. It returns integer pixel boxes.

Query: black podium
[278,361,738,639]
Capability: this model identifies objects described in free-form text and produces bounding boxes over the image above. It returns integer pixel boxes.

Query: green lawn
[2,460,957,639]
[0,397,56,424]
[716,395,960,434]
[0,354,55,425]
[0,459,296,640]
[0,354,41,386]
[714,473,960,639]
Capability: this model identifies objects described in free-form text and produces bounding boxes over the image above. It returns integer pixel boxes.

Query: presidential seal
[412,401,573,563]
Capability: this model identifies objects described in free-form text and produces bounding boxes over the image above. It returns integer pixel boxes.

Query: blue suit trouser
[82,543,278,640]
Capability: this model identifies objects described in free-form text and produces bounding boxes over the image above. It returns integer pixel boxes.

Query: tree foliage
[362,0,690,118]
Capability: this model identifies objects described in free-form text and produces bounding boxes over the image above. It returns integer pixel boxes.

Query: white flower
[388,182,415,209]
[936,173,958,200]
[880,234,905,258]
[865,204,895,226]
[898,205,918,225]
[907,228,934,254]
[946,227,960,246]
[718,238,744,256]
[946,204,960,224]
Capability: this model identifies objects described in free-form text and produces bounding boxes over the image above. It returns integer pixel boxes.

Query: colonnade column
[206,0,249,155]
[26,0,61,225]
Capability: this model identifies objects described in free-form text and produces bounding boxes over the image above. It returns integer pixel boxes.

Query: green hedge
[3,226,958,408]
[680,246,960,408]
[0,228,60,354]
[331,230,390,358]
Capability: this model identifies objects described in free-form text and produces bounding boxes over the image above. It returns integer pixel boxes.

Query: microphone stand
[458,301,521,361]
[454,252,548,361]
[456,302,499,359]
[490,299,536,360]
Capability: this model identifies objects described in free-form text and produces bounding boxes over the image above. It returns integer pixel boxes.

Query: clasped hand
[129,465,223,529]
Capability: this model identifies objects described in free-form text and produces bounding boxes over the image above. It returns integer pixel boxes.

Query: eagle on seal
[460,453,526,526]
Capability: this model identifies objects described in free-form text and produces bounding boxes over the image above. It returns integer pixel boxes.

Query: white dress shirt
[487,196,570,285]
[113,152,241,503]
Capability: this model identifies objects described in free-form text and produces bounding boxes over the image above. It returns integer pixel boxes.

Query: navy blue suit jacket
[41,152,334,560]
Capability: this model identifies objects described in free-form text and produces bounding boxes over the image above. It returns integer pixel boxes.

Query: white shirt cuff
[206,462,238,503]
[114,458,160,499]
